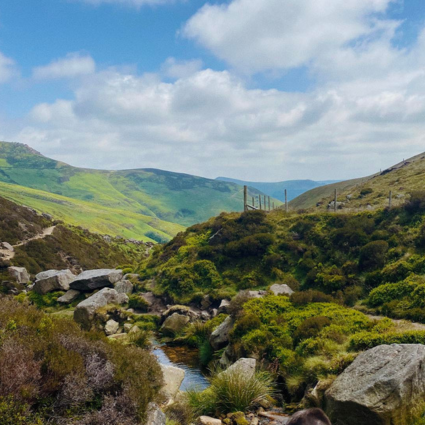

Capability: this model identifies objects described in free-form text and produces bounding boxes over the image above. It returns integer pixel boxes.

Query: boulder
[114,279,134,295]
[146,403,166,425]
[123,323,133,333]
[325,344,425,425]
[218,299,231,313]
[247,290,266,299]
[269,284,294,297]
[223,358,256,379]
[0,242,14,251]
[8,266,30,284]
[141,292,167,314]
[210,316,234,350]
[57,289,80,304]
[160,313,190,336]
[33,269,75,295]
[160,364,185,401]
[73,288,128,330]
[104,319,119,336]
[70,269,123,292]
[162,305,199,320]
[201,311,211,321]
[201,295,212,310]
[199,417,222,425]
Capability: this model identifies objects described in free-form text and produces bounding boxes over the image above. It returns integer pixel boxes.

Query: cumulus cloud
[0,51,17,84]
[161,57,204,79]
[32,53,96,80]
[183,0,398,73]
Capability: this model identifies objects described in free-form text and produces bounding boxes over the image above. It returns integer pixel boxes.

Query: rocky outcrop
[114,279,133,295]
[146,403,166,425]
[269,284,294,296]
[73,288,128,330]
[8,266,30,284]
[325,344,425,425]
[210,316,234,350]
[57,289,80,304]
[70,269,123,292]
[160,364,185,402]
[160,313,190,336]
[0,242,14,251]
[33,269,75,295]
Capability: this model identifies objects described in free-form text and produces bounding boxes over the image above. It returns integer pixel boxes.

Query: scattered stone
[160,313,190,336]
[160,364,185,401]
[33,269,75,295]
[325,344,425,425]
[211,308,218,318]
[8,266,30,284]
[74,288,128,330]
[199,416,222,425]
[218,299,231,313]
[247,290,266,299]
[201,311,211,321]
[114,279,134,295]
[162,305,198,320]
[128,325,140,334]
[210,316,234,350]
[104,319,119,336]
[57,289,80,304]
[146,403,166,425]
[107,333,128,342]
[123,323,133,333]
[269,284,294,296]
[70,269,123,292]
[141,292,167,313]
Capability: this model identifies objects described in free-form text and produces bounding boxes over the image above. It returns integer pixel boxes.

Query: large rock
[33,269,75,295]
[218,299,231,313]
[160,364,185,402]
[325,344,425,425]
[210,316,234,350]
[160,313,190,336]
[70,269,123,292]
[73,288,128,330]
[1,242,14,251]
[269,284,294,296]
[141,292,167,314]
[114,279,133,295]
[57,289,81,304]
[104,319,119,336]
[8,266,30,284]
[223,358,256,379]
[198,417,222,425]
[146,403,166,425]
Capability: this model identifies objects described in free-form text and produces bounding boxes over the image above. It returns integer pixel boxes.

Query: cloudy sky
[0,0,425,181]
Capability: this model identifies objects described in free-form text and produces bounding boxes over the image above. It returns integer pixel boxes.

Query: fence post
[389,190,392,209]
[244,185,248,212]
[285,190,288,213]
[259,195,262,210]
[252,196,255,208]
[334,189,337,213]
[268,196,271,212]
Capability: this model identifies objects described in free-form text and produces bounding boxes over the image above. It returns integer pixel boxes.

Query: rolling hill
[289,151,425,211]
[217,177,338,202]
[0,141,279,241]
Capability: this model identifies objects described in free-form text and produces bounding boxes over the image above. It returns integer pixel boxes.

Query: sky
[0,0,425,181]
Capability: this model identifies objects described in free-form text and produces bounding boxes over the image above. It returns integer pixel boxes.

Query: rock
[70,269,123,292]
[325,344,425,425]
[160,364,185,401]
[223,358,256,379]
[199,416,222,425]
[218,299,231,313]
[107,333,128,342]
[128,325,140,334]
[104,319,119,336]
[0,242,14,251]
[57,289,81,304]
[162,305,199,320]
[33,269,75,295]
[8,266,30,284]
[210,316,234,350]
[247,290,266,299]
[123,323,132,333]
[160,313,190,336]
[211,308,218,318]
[201,295,212,310]
[142,292,167,313]
[74,288,129,330]
[114,279,134,295]
[146,403,166,425]
[201,311,211,321]
[269,284,294,296]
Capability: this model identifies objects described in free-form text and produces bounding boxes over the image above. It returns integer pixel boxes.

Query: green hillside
[0,141,279,240]
[289,151,425,211]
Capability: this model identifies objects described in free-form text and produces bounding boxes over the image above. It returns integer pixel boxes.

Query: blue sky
[0,0,425,181]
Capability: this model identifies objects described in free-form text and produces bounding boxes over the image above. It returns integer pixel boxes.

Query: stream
[153,341,210,391]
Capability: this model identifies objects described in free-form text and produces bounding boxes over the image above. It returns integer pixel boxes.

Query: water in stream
[153,342,210,391]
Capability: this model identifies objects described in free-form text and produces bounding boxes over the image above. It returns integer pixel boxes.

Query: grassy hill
[289,151,425,211]
[0,141,279,240]
[217,177,338,202]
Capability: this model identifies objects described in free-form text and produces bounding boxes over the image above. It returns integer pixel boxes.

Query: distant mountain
[216,177,338,202]
[0,141,279,241]
[289,151,425,211]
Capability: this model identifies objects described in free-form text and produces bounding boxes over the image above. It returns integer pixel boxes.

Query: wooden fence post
[244,185,248,212]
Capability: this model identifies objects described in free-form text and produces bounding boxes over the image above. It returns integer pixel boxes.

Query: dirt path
[0,225,56,261]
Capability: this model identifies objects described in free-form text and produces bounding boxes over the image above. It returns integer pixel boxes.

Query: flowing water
[153,341,210,391]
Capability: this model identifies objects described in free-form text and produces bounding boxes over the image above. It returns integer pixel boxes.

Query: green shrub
[350,330,425,350]
[359,241,389,271]
[368,281,413,307]
[294,316,331,343]
[290,290,334,306]
[128,294,150,312]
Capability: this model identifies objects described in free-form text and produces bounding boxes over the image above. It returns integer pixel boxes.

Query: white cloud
[183,0,398,74]
[0,51,17,83]
[161,57,204,79]
[75,0,174,7]
[32,53,95,80]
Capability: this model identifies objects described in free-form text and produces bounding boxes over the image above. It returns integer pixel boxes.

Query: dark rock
[33,269,75,295]
[70,269,123,291]
[210,316,234,350]
[57,289,81,304]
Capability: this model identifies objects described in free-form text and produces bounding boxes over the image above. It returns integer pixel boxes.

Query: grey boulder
[104,319,119,336]
[146,403,166,425]
[70,269,123,291]
[57,289,81,304]
[8,266,30,284]
[210,316,234,350]
[222,358,256,379]
[269,284,294,296]
[33,269,75,295]
[325,344,425,425]
[114,279,134,295]
[160,364,185,402]
[160,313,190,337]
[74,288,128,330]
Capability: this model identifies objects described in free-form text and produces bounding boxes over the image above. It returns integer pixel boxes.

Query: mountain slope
[289,151,425,211]
[0,141,279,240]
[217,177,338,202]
